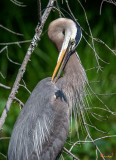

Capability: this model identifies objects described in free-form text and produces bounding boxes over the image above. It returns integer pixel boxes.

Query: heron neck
[56,53,86,109]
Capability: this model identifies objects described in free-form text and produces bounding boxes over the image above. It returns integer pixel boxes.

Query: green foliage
[0,0,116,159]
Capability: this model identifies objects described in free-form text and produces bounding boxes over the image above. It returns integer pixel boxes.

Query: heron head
[51,18,82,83]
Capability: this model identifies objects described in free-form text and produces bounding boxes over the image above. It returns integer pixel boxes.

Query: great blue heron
[7,18,86,160]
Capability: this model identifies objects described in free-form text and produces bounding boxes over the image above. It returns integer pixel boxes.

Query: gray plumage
[7,18,86,160]
[8,78,69,160]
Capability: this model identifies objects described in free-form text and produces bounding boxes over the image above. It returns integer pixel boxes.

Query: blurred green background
[0,0,116,159]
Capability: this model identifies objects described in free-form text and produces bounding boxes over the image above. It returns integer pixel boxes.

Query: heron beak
[51,45,71,83]
[51,49,66,82]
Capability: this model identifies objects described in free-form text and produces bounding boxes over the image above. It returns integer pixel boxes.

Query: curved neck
[48,18,86,109]
[56,53,86,109]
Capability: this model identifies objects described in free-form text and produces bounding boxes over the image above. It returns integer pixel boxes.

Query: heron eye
[62,30,65,35]
[71,41,75,45]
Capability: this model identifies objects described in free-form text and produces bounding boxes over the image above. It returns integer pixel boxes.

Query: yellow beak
[51,49,66,82]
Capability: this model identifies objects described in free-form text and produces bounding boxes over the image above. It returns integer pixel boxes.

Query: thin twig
[96,149,98,160]
[61,0,64,4]
[69,135,116,152]
[37,0,42,24]
[93,38,116,56]
[5,47,21,65]
[0,40,32,46]
[55,0,62,18]
[85,93,116,96]
[78,101,106,160]
[0,137,10,140]
[65,0,76,21]
[82,28,116,56]
[19,84,31,94]
[82,35,109,65]
[61,154,64,160]
[86,107,115,112]
[87,82,116,115]
[100,0,116,15]
[53,7,65,17]
[88,81,100,83]
[77,0,101,69]
[82,33,109,65]
[85,66,104,71]
[10,0,26,7]
[0,24,23,36]
[0,152,7,159]
[0,0,55,130]
[63,147,80,160]
[0,72,5,79]
[0,83,11,90]
[14,97,24,108]
[84,123,109,134]
[0,46,7,54]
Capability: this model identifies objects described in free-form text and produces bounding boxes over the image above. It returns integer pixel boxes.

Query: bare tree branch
[0,40,31,46]
[63,147,80,160]
[14,97,24,108]
[85,92,116,96]
[0,46,21,65]
[0,24,23,36]
[87,82,116,115]
[100,0,116,15]
[93,38,116,56]
[0,46,7,54]
[0,137,10,140]
[65,0,76,20]
[37,0,42,24]
[10,0,26,7]
[77,0,108,70]
[52,6,65,17]
[80,109,105,160]
[55,1,62,18]
[0,72,5,79]
[0,0,55,130]
[0,83,11,90]
[82,29,116,56]
[69,135,116,152]
[82,35,110,65]
[5,47,21,65]
[0,152,6,159]
[84,123,109,133]
[19,84,31,94]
